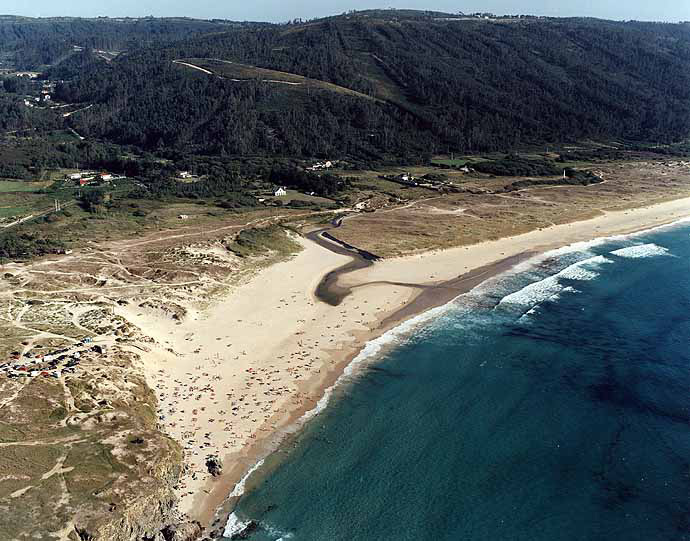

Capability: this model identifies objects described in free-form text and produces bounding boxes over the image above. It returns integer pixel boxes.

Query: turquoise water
[224,222,690,541]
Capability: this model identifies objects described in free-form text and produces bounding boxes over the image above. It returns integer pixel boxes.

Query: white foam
[499,275,563,306]
[504,215,690,280]
[223,512,251,538]
[264,524,293,539]
[301,300,453,423]
[610,243,671,259]
[506,238,608,275]
[228,458,265,498]
[499,255,612,307]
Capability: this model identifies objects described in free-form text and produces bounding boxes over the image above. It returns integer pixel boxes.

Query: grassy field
[0,353,184,540]
[0,180,51,192]
[180,58,379,102]
[431,156,493,167]
[333,160,690,257]
[431,157,470,167]
[0,206,30,218]
[273,189,335,205]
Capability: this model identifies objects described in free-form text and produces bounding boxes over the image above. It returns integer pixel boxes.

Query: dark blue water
[225,223,690,541]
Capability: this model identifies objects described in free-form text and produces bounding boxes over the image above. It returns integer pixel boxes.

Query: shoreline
[139,196,690,537]
[202,250,538,538]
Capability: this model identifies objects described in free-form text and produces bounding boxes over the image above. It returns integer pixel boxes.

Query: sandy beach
[128,195,690,532]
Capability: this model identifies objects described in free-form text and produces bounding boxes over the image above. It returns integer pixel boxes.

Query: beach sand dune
[126,237,417,524]
[130,196,690,529]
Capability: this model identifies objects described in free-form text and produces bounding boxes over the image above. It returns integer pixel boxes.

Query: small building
[274,187,287,197]
[100,173,113,182]
[178,214,189,220]
[307,160,334,171]
[67,173,82,181]
[178,171,192,179]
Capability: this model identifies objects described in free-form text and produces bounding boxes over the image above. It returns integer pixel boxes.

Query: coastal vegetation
[0,231,64,260]
[226,225,302,258]
[471,155,561,177]
[1,9,690,541]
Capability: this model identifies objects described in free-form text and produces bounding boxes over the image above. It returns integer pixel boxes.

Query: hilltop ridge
[1,9,689,160]
[41,11,690,160]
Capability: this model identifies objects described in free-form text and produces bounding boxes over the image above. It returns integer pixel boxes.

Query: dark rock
[75,527,95,541]
[205,455,223,477]
[161,521,203,541]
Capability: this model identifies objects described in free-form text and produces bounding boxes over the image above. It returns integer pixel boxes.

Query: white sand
[129,196,690,525]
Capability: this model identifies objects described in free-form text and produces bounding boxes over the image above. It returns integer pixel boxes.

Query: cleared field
[431,158,470,166]
[0,180,50,192]
[177,58,379,102]
[0,206,29,218]
[273,190,335,205]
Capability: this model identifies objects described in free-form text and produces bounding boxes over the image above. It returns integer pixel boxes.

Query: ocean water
[223,222,690,541]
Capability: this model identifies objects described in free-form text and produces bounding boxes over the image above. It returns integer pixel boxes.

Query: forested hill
[50,11,690,160]
[0,16,253,70]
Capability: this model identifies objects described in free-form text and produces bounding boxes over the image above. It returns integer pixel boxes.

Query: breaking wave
[499,255,613,308]
[223,513,294,539]
[610,243,671,259]
[223,512,251,538]
[228,458,266,499]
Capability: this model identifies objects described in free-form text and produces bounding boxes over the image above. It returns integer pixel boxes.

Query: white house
[178,171,192,179]
[308,160,334,171]
[274,187,287,197]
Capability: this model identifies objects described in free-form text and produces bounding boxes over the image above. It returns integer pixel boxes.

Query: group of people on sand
[151,343,328,498]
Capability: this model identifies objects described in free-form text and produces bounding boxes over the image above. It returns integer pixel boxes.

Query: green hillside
[15,11,690,160]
